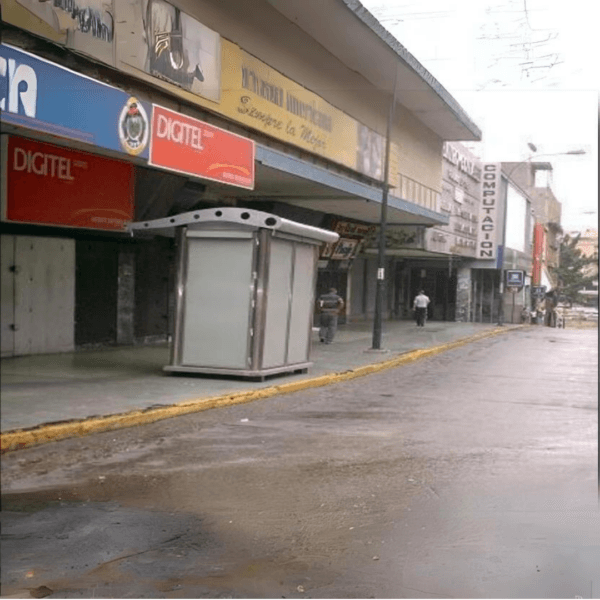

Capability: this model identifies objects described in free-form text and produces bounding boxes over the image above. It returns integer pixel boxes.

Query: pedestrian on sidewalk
[318,288,345,343]
[413,290,430,327]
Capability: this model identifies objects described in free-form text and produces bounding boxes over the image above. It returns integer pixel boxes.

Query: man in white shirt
[413,290,430,327]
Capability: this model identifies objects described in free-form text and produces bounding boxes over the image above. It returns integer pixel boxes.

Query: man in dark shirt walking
[318,288,345,343]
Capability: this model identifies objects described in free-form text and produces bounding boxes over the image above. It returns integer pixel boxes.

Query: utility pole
[371,66,398,351]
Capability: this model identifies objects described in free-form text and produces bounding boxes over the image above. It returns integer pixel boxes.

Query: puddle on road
[2,485,346,599]
[1,488,87,513]
[1,455,432,599]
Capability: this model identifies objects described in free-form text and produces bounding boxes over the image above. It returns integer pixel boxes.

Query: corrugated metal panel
[14,236,75,355]
[1,236,15,357]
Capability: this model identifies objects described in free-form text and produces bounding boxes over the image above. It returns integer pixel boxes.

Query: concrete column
[455,267,472,322]
[345,268,352,323]
[117,248,135,345]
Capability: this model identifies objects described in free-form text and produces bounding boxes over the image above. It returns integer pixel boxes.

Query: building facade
[1,0,481,357]
[448,159,539,325]
[570,228,599,304]
[502,161,562,284]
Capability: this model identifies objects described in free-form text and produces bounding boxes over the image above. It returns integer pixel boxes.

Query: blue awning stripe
[256,145,448,225]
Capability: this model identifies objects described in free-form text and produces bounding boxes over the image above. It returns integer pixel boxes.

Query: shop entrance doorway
[408,265,457,321]
[75,240,119,347]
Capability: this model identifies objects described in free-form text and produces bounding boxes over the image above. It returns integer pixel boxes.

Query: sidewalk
[1,321,520,446]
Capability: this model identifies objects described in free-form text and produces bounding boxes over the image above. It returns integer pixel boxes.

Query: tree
[552,234,598,306]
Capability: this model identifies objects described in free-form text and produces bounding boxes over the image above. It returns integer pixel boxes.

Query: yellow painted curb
[1,325,524,454]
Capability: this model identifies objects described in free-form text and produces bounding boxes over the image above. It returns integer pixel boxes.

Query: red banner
[532,223,546,286]
[149,105,255,189]
[5,136,134,231]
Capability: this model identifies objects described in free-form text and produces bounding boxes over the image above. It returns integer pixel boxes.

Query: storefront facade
[1,41,256,356]
[461,163,536,324]
[1,43,143,356]
[2,0,481,356]
[358,142,482,323]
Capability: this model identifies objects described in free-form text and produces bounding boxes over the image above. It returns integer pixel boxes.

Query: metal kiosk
[129,208,338,378]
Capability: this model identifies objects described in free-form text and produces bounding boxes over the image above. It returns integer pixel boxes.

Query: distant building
[568,229,598,302]
[501,161,562,283]
[570,228,599,260]
[439,149,538,324]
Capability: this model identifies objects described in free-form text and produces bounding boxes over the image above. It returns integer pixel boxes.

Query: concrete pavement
[1,320,522,451]
[1,326,595,599]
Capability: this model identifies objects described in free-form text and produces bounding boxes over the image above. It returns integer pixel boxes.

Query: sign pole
[497,172,509,326]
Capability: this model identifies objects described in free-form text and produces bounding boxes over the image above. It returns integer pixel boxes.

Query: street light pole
[371,67,398,351]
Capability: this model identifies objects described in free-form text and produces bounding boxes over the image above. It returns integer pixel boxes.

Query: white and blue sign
[506,269,525,287]
[0,44,151,159]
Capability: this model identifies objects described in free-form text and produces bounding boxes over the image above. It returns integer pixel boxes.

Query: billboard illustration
[356,123,384,181]
[118,0,221,103]
[12,0,115,65]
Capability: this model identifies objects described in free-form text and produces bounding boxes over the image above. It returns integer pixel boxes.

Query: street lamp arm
[504,150,586,179]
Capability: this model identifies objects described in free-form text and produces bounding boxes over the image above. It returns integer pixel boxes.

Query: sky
[360,0,598,233]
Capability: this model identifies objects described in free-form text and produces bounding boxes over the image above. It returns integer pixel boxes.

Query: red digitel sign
[149,105,255,189]
[5,136,134,231]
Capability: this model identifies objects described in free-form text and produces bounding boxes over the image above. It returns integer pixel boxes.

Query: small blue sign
[531,286,547,297]
[0,44,151,159]
[506,269,525,287]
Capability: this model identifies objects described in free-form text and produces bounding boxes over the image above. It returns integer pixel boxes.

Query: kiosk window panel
[182,237,253,369]
[287,244,315,364]
[262,239,293,368]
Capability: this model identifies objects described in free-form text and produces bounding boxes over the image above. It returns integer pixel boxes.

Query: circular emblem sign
[118,97,149,156]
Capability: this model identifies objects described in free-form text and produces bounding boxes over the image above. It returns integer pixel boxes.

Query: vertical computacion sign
[477,163,501,259]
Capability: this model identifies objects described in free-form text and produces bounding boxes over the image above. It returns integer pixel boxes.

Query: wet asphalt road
[1,326,598,599]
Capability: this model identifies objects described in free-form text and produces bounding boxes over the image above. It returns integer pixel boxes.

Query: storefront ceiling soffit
[231,157,446,226]
[363,248,454,258]
[267,0,481,142]
[285,198,441,226]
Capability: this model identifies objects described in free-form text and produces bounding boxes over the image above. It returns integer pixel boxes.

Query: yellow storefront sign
[220,41,383,180]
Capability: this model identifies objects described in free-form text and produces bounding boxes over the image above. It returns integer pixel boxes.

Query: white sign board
[477,163,501,259]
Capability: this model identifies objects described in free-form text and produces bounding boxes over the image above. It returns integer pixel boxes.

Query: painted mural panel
[117,0,221,103]
[9,0,115,65]
[356,123,383,181]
